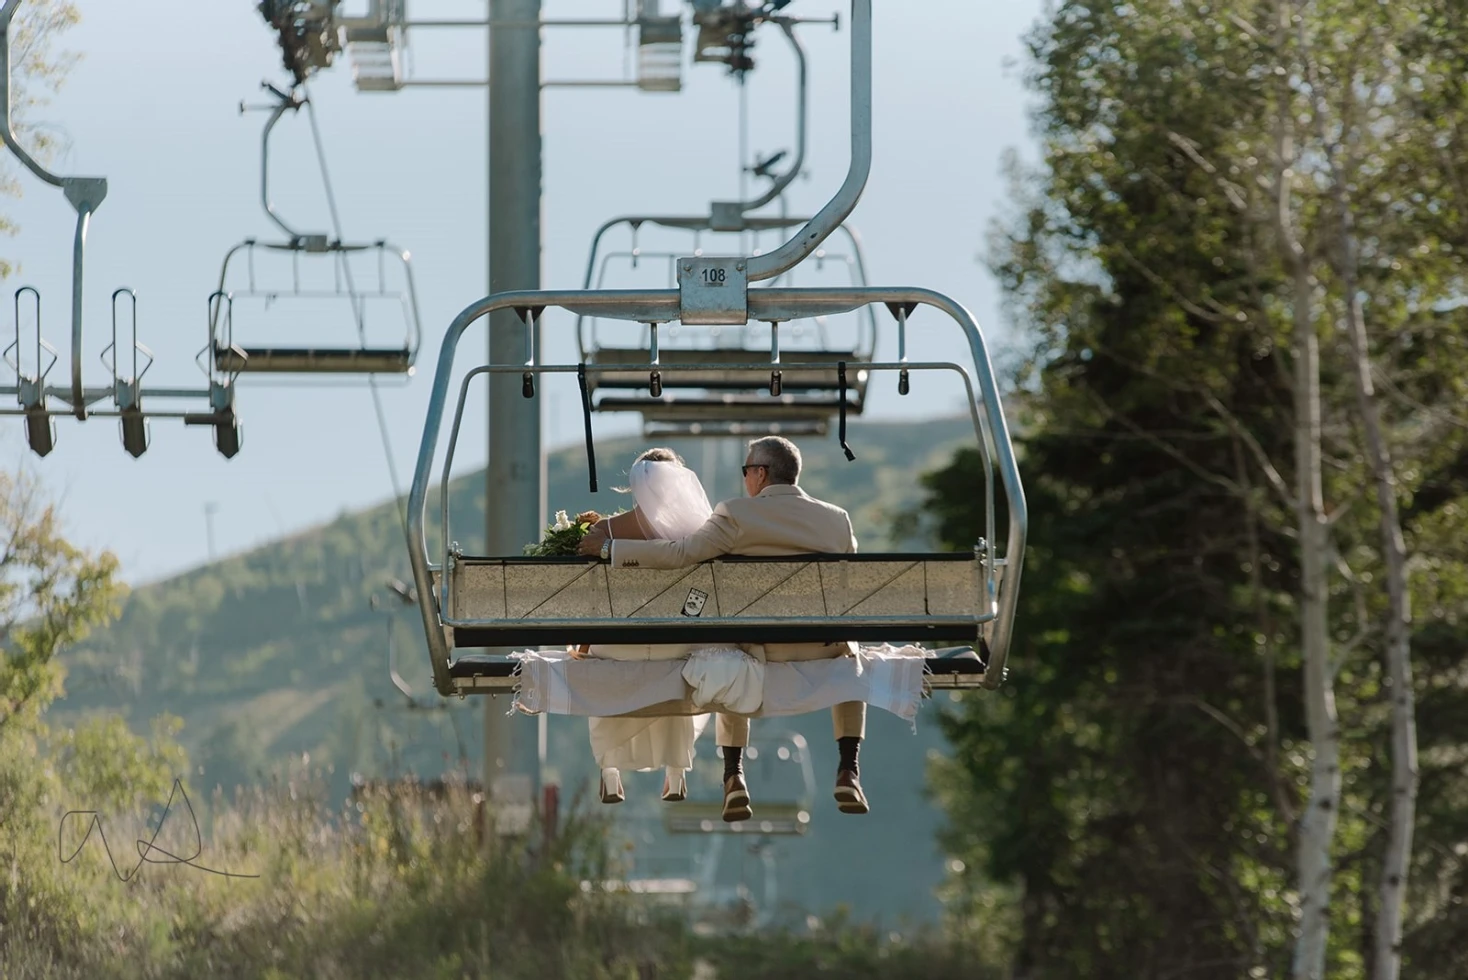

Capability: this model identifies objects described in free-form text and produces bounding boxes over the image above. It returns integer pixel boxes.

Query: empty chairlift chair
[209,238,422,376]
[210,81,423,376]
[663,730,817,837]
[576,217,878,438]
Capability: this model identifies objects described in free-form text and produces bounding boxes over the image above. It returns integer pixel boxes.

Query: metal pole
[485,0,544,821]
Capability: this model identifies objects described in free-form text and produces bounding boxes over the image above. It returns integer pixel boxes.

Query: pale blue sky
[1,0,1042,582]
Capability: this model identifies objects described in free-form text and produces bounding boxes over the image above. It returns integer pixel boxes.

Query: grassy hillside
[56,416,981,925]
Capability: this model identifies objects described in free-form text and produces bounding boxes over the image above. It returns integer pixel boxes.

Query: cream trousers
[716,641,866,745]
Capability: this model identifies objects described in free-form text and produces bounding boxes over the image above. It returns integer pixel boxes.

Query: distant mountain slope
[56,416,982,924]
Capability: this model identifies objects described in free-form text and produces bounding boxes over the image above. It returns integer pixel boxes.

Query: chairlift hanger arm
[745,0,868,282]
[731,19,806,213]
[252,83,312,242]
[0,0,79,189]
[0,0,108,422]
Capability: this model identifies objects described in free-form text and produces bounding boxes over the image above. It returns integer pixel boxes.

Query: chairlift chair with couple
[401,0,1027,825]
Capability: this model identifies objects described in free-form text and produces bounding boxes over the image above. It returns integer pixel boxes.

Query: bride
[582,447,715,804]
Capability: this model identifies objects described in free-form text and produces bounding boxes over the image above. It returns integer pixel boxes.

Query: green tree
[0,0,80,277]
[924,1,1468,977]
[0,470,186,955]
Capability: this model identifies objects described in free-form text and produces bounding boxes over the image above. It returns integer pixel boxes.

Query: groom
[578,435,869,822]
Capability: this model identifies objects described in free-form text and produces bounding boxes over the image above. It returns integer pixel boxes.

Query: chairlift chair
[663,730,816,837]
[412,292,1012,699]
[577,217,877,439]
[405,0,1024,717]
[575,15,870,439]
[210,82,423,377]
[208,238,422,376]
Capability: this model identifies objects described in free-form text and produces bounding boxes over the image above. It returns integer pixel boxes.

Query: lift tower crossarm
[0,0,108,420]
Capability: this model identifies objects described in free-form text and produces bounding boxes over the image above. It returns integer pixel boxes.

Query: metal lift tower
[484,0,544,813]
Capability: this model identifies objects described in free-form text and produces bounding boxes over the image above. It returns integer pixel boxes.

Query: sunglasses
[741,464,767,476]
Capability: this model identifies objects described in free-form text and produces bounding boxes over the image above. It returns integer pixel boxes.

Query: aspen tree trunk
[1350,248,1416,980]
[1295,17,1419,969]
[1323,142,1417,980]
[1287,263,1340,980]
[1274,10,1341,973]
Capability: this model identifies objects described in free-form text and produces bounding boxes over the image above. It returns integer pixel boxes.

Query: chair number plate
[678,257,747,324]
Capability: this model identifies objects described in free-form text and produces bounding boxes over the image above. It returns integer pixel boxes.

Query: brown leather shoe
[834,770,869,814]
[722,774,752,822]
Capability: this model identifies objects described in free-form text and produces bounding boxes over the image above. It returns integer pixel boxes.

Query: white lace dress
[586,642,707,771]
[584,459,737,774]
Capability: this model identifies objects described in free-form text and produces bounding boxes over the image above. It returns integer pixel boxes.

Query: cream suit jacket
[609,483,859,661]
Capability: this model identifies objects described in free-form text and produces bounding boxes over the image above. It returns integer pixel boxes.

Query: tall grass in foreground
[3,770,692,979]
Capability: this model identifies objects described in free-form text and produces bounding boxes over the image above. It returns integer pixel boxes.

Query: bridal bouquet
[523,509,605,557]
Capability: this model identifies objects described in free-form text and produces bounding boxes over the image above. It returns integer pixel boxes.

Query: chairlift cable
[301,83,410,539]
[738,75,749,256]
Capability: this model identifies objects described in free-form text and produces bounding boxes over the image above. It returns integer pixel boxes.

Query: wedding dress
[586,458,720,801]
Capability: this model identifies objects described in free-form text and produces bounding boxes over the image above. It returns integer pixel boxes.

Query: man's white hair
[746,436,801,485]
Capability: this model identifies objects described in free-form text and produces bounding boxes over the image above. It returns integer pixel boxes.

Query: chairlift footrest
[213,345,413,374]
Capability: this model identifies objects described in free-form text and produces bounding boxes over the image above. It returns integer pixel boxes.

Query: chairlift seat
[213,344,413,374]
[588,347,868,394]
[594,394,862,424]
[436,552,999,698]
[642,419,829,439]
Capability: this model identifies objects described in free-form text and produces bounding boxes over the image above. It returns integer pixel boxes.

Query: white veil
[628,459,713,540]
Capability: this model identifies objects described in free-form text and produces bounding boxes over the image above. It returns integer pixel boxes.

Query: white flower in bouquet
[552,509,572,531]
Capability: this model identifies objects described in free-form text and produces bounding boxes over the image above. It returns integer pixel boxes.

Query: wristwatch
[600,538,611,562]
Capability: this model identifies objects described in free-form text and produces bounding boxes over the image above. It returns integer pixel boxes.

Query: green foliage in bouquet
[523,509,607,557]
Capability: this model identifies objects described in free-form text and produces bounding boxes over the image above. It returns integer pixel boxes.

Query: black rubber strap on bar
[456,550,976,565]
[577,363,598,492]
[838,361,855,461]
[453,622,979,649]
[447,648,987,679]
